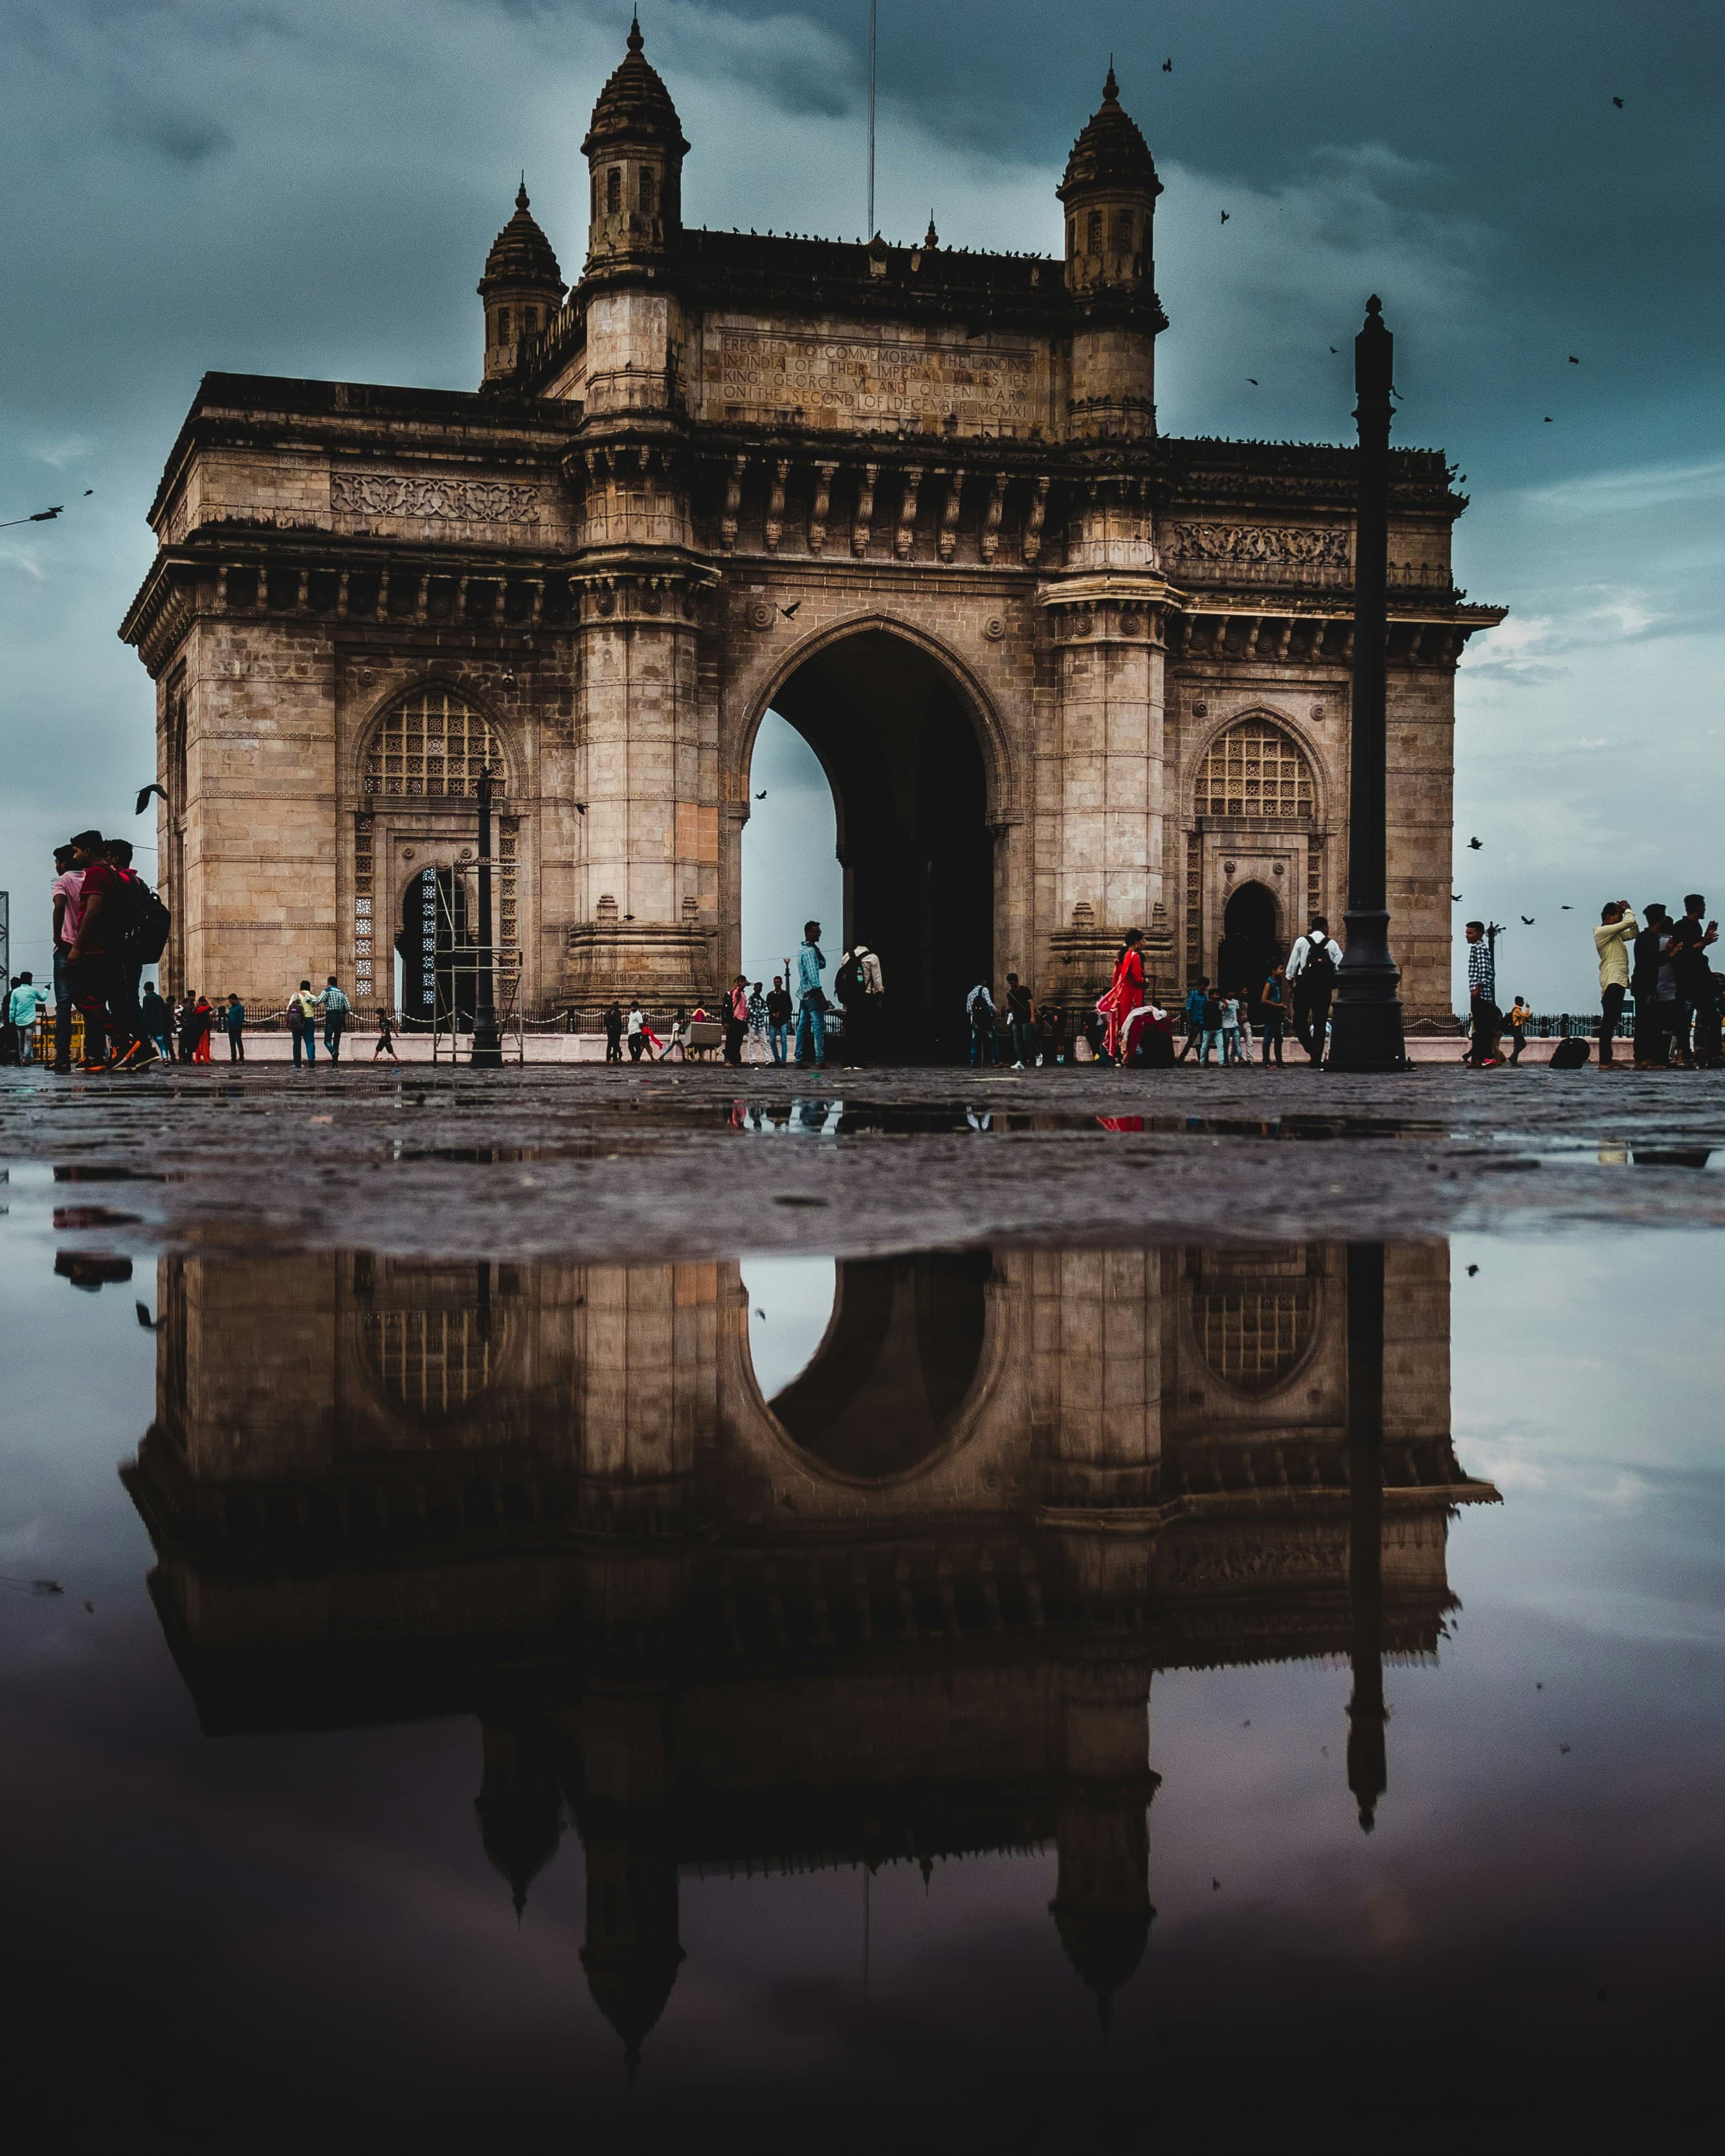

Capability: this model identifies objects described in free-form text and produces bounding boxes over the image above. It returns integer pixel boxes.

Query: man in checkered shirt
[1464,920,1501,1065]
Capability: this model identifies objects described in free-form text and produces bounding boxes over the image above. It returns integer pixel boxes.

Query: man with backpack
[834,942,882,1067]
[284,980,320,1067]
[1286,915,1342,1065]
[62,830,148,1070]
[318,975,351,1062]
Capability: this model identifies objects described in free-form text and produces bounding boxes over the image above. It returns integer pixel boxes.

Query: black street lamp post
[1328,296,1407,1071]
[471,766,502,1068]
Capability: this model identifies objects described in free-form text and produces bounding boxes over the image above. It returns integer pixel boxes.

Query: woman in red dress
[1096,929,1146,1064]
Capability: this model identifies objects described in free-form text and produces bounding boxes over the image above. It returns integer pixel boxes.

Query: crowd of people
[598,921,886,1069]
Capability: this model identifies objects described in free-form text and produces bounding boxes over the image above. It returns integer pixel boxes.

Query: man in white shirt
[1285,915,1343,1064]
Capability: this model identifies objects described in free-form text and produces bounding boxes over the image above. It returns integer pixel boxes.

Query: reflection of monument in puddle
[124,1243,1493,2067]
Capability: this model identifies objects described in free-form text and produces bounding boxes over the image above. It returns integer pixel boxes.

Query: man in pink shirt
[50,843,83,1074]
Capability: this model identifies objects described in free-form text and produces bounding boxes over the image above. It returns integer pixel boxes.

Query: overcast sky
[3,0,1722,1005]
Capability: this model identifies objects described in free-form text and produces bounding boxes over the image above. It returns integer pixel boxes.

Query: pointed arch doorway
[744,630,996,1061]
[1218,880,1281,1002]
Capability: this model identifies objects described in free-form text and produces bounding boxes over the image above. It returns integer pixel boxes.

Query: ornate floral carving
[331,472,542,523]
[1164,522,1349,570]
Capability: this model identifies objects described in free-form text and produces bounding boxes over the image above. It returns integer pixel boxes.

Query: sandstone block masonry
[122,27,1500,1030]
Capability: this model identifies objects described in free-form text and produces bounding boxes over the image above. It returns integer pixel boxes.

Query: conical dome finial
[628,8,643,52]
[1103,58,1118,101]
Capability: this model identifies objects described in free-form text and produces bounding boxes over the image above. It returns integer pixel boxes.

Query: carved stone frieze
[331,472,542,523]
[1163,522,1349,572]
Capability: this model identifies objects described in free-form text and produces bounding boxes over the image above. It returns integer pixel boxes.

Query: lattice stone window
[364,689,504,799]
[1193,1268,1317,1397]
[499,817,520,953]
[1185,835,1202,983]
[363,1307,495,1417]
[1306,837,1324,922]
[1196,719,1313,820]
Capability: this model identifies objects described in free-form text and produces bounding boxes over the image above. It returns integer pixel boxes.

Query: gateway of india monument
[122,22,1501,1038]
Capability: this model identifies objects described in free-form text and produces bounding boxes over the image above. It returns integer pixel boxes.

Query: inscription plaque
[707,329,1035,432]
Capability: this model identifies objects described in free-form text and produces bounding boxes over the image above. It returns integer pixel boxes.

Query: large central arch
[742,623,1005,1060]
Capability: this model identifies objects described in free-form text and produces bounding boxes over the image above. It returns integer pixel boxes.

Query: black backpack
[834,953,865,1005]
[112,871,172,966]
[1549,1036,1591,1069]
[1300,936,1337,986]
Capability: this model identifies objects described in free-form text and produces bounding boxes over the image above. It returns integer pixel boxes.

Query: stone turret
[478,183,564,386]
[1057,68,1165,439]
[581,15,688,273]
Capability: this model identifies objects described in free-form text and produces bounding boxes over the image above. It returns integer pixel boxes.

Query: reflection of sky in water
[1,1181,1721,2140]
[737,1252,836,1401]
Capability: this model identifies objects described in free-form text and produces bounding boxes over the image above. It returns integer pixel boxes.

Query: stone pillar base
[564,921,713,1014]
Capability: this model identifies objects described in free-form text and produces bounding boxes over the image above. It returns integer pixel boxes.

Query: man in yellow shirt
[1594,901,1638,1067]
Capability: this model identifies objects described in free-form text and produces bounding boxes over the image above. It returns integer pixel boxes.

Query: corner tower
[582,16,687,269]
[478,183,564,386]
[1057,67,1165,439]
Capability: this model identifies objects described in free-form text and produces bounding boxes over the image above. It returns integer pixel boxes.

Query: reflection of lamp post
[1328,298,1407,1071]
[1344,1242,1388,1832]
[471,767,502,1069]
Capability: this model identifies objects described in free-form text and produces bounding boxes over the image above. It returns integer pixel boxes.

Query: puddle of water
[1,1194,1720,2140]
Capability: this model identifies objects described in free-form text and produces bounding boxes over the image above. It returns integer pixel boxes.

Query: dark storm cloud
[1,0,1721,1004]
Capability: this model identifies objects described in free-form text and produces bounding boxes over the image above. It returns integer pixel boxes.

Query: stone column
[566,442,719,1007]
[1040,488,1172,1003]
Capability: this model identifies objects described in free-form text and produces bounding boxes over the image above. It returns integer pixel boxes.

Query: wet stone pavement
[5,1059,1725,1258]
[3,1059,1724,2151]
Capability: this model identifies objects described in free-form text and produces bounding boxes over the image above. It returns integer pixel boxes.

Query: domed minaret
[477,183,565,387]
[1056,67,1166,438]
[581,14,688,276]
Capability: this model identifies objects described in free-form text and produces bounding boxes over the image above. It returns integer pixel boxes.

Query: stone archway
[1218,879,1281,1001]
[742,625,1001,1060]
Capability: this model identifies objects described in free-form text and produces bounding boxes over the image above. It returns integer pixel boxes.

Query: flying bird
[1468,836,1483,850]
[1451,891,1463,902]
[0,504,64,528]
[1330,346,1339,354]
[1219,210,1230,224]
[1466,1264,1480,1276]
[1246,377,1258,386]
[755,790,767,799]
[1568,354,1581,364]
[1561,904,1574,909]
[573,801,586,814]
[1163,58,1172,72]
[135,1302,164,1331]
[1521,915,1535,925]
[1612,95,1623,108]
[776,601,801,619]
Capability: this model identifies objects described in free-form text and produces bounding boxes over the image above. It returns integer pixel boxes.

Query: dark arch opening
[396,866,473,1031]
[761,631,993,1061]
[1217,880,1281,1002]
[768,1250,992,1477]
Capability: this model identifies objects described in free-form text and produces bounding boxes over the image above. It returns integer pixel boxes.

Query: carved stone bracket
[937,470,964,562]
[1023,475,1051,564]
[720,455,748,552]
[808,461,838,556]
[895,466,924,561]
[981,472,1008,565]
[764,458,790,553]
[852,462,878,557]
